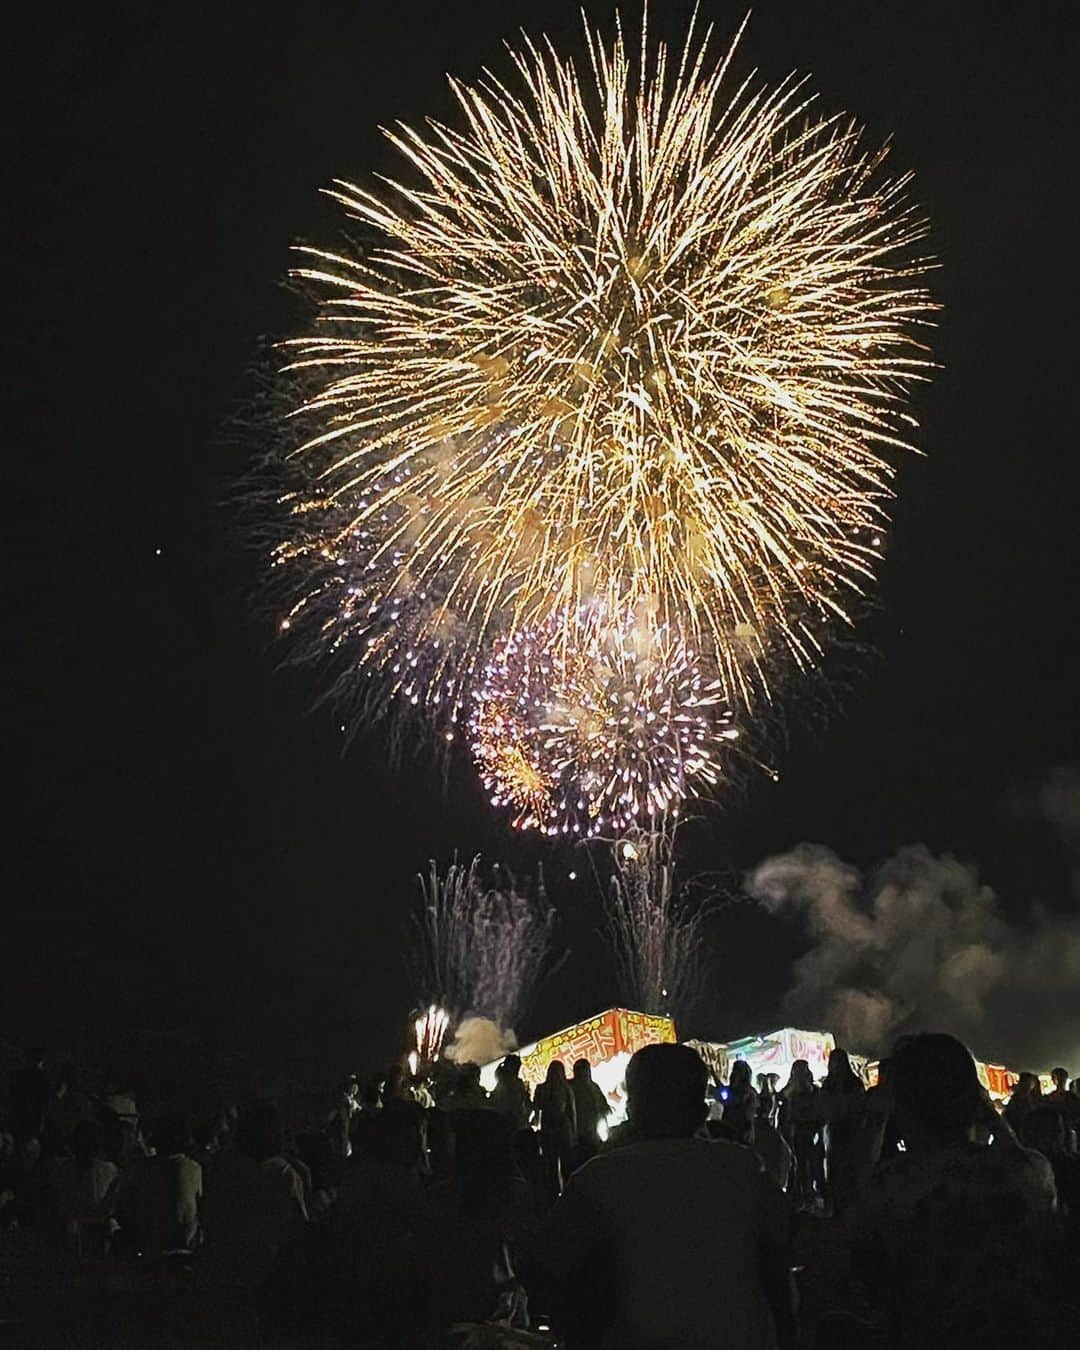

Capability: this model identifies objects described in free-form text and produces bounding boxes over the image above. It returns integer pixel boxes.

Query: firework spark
[413,1003,451,1075]
[268,13,934,822]
[469,608,736,837]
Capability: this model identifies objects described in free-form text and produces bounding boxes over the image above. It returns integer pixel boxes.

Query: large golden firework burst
[271,13,934,827]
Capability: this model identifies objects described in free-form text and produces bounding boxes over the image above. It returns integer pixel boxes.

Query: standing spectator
[532,1060,576,1200]
[327,1076,359,1160]
[757,1073,780,1128]
[752,1113,794,1192]
[1019,1108,1080,1215]
[722,1059,760,1144]
[1003,1071,1042,1134]
[778,1060,824,1209]
[489,1054,532,1132]
[819,1048,866,1215]
[446,1062,489,1112]
[1044,1067,1080,1152]
[854,1033,1057,1349]
[534,1043,796,1350]
[570,1059,610,1164]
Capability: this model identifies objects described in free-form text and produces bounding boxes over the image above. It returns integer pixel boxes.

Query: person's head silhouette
[889,1033,981,1151]
[626,1044,707,1140]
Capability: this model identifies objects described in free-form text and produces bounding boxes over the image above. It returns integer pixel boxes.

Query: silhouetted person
[534,1043,796,1350]
[722,1058,760,1144]
[1020,1106,1080,1216]
[752,1114,794,1191]
[757,1072,780,1127]
[11,1048,49,1149]
[327,1075,359,1159]
[778,1059,824,1208]
[49,1119,119,1250]
[447,1061,489,1112]
[425,1109,535,1333]
[199,1102,306,1287]
[115,1114,202,1257]
[855,1033,1057,1350]
[489,1053,532,1132]
[819,1047,866,1214]
[1003,1071,1042,1133]
[570,1058,610,1163]
[1044,1067,1080,1152]
[532,1060,576,1200]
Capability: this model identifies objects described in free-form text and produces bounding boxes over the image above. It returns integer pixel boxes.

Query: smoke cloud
[748,841,1080,1071]
[444,1015,517,1068]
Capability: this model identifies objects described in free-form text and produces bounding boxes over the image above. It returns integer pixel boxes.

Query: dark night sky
[6,2,1078,1093]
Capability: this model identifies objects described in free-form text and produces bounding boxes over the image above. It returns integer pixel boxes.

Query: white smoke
[748,842,1080,1071]
[444,1015,517,1068]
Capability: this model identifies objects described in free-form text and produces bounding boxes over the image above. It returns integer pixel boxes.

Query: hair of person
[730,1059,752,1088]
[888,1033,982,1145]
[71,1119,105,1168]
[1019,1106,1066,1156]
[500,1053,522,1076]
[151,1113,194,1156]
[545,1059,566,1082]
[1051,1067,1068,1083]
[361,1101,423,1167]
[626,1043,708,1139]
[826,1042,858,1085]
[235,1101,284,1162]
[451,1109,516,1215]
[572,1058,592,1080]
[784,1059,814,1094]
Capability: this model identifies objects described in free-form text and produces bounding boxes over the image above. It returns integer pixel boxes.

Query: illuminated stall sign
[480,1008,677,1120]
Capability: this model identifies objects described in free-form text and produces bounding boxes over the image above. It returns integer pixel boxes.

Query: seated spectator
[10,1049,50,1155]
[199,1102,306,1287]
[291,1097,427,1343]
[49,1120,119,1248]
[425,1109,536,1333]
[854,1033,1058,1350]
[533,1043,796,1350]
[115,1114,202,1256]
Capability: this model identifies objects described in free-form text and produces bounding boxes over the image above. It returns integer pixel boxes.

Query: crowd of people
[1,1036,1078,1347]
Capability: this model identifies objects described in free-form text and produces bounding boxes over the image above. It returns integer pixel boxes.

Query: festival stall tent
[480,1008,677,1124]
[686,1027,841,1090]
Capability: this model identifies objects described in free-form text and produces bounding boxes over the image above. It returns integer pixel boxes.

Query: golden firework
[270,13,934,820]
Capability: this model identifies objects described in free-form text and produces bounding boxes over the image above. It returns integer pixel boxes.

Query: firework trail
[407,857,556,1031]
[265,13,934,829]
[604,825,712,1021]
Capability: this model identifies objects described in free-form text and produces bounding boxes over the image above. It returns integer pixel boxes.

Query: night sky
[8,2,1078,1094]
